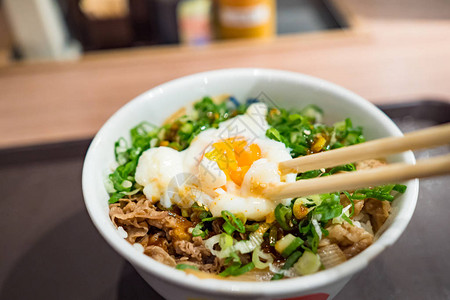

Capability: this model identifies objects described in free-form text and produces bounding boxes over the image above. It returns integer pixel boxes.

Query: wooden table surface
[0,0,449,149]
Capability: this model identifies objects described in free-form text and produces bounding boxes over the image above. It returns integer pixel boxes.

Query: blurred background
[0,0,449,148]
[1,0,347,61]
[0,1,449,300]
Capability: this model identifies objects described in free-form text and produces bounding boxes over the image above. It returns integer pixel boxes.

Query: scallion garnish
[219,262,255,277]
[245,223,260,232]
[274,204,294,231]
[219,233,233,250]
[175,264,199,270]
[269,225,278,246]
[343,191,355,217]
[192,223,209,239]
[352,184,407,202]
[221,210,245,234]
[271,250,303,280]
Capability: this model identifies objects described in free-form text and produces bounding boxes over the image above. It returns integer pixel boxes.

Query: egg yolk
[205,138,261,186]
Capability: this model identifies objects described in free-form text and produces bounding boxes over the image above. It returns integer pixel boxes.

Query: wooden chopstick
[266,154,450,201]
[279,123,450,175]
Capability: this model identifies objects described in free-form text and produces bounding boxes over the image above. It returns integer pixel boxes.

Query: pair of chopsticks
[265,123,450,200]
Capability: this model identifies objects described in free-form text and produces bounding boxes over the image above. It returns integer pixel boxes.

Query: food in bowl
[106,95,406,280]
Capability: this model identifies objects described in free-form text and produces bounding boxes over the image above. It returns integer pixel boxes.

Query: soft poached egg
[135,103,295,221]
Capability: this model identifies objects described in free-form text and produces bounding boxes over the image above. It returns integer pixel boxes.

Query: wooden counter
[0,0,449,148]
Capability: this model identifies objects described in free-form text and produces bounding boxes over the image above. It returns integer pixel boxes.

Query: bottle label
[220,4,270,28]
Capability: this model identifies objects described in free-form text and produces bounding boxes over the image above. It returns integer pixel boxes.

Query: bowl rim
[82,68,418,296]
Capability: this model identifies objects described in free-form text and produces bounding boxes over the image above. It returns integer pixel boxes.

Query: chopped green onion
[226,251,241,264]
[205,224,269,259]
[197,210,210,220]
[231,262,255,276]
[252,246,274,269]
[181,208,190,218]
[114,137,129,165]
[192,223,208,239]
[220,262,255,277]
[343,191,355,217]
[221,210,245,234]
[312,193,343,222]
[104,178,116,194]
[223,222,236,235]
[175,264,199,270]
[245,223,260,232]
[201,216,218,222]
[342,214,353,225]
[275,204,293,231]
[271,250,303,280]
[219,233,233,250]
[180,122,194,134]
[231,223,270,254]
[219,263,240,277]
[300,104,323,123]
[271,273,284,280]
[108,192,125,204]
[266,127,284,142]
[294,251,321,275]
[393,184,407,193]
[283,250,303,270]
[275,234,304,258]
[321,163,356,177]
[269,225,278,246]
[353,184,407,202]
[235,212,247,225]
[297,170,323,180]
[298,220,320,253]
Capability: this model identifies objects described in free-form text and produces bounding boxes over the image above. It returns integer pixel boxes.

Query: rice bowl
[82,68,418,300]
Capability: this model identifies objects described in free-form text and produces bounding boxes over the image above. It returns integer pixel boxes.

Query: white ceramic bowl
[82,68,418,300]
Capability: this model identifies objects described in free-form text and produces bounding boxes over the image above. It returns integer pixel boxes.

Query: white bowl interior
[82,69,418,297]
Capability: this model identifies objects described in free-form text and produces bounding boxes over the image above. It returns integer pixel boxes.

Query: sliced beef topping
[319,223,373,259]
